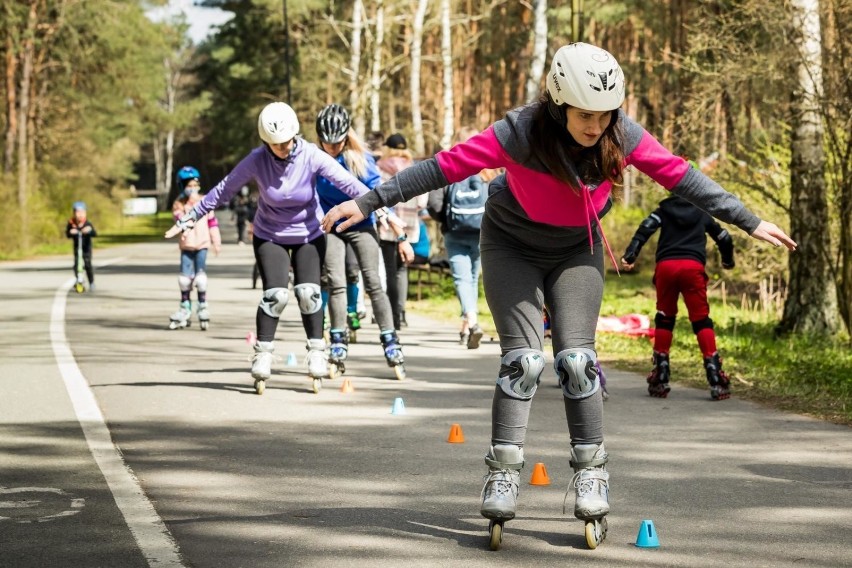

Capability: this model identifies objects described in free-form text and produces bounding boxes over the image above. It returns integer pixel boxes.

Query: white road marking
[51,272,186,567]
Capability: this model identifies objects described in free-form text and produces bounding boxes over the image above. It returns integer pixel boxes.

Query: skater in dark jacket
[65,201,97,291]
[621,194,736,400]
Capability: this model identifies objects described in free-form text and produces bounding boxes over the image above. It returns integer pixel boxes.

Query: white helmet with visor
[258,102,300,144]
[546,43,625,112]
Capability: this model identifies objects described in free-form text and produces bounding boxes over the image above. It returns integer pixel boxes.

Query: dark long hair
[527,93,625,194]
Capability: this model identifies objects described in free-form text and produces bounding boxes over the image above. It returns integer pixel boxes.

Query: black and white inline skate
[327,329,348,379]
[380,330,405,380]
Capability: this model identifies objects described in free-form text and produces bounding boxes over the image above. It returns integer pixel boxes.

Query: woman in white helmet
[321,42,796,550]
[169,102,371,395]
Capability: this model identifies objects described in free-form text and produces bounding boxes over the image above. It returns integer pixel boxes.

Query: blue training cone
[635,519,660,548]
[286,353,298,367]
[391,397,406,415]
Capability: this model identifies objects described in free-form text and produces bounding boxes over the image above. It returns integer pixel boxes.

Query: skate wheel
[349,330,357,343]
[329,364,339,380]
[200,321,209,331]
[254,379,265,395]
[584,517,607,549]
[312,378,322,394]
[488,520,503,551]
[394,365,406,381]
[74,283,84,293]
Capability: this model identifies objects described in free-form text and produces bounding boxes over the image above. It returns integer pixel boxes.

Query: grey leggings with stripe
[480,216,605,448]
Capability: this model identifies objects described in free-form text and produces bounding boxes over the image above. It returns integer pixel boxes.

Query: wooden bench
[408,262,452,301]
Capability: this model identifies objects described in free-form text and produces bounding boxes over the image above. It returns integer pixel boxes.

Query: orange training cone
[447,423,465,443]
[530,462,551,485]
[339,377,354,394]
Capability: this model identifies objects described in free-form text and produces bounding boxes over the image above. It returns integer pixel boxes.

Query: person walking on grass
[427,126,499,349]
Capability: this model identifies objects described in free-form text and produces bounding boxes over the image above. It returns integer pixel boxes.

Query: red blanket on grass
[596,314,654,337]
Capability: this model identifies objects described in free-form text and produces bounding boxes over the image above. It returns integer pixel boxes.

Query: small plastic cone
[529,462,551,485]
[391,397,406,415]
[447,423,465,443]
[340,377,354,394]
[635,519,660,548]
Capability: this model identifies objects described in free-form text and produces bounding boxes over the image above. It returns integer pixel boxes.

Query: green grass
[0,213,174,260]
[408,267,852,426]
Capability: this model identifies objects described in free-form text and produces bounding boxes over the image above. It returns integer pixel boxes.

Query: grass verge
[408,269,851,426]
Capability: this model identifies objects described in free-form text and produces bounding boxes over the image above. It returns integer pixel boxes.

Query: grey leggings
[325,228,395,332]
[480,218,605,447]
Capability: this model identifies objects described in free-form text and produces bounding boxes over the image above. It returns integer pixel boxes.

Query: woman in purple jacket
[321,43,796,550]
[169,102,370,395]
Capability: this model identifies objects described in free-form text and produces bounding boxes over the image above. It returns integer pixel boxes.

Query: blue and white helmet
[72,201,87,212]
[176,166,200,191]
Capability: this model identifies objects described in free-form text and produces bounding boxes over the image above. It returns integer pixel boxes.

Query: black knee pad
[691,317,714,334]
[655,311,676,331]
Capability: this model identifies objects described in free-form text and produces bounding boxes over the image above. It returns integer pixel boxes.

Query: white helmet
[257,102,300,144]
[546,43,625,111]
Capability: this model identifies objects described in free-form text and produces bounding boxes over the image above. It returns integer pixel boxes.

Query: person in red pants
[621,194,735,400]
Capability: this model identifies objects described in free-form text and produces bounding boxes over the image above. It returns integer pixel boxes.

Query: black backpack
[445,176,487,233]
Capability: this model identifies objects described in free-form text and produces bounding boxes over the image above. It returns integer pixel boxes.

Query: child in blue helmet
[65,201,97,291]
[168,166,221,330]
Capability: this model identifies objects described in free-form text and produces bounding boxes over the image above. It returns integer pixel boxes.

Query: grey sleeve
[354,158,449,218]
[672,168,761,235]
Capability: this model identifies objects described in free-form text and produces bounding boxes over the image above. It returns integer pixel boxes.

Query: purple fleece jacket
[193,139,369,245]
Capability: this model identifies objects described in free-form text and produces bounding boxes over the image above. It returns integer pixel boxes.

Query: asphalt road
[1,236,850,568]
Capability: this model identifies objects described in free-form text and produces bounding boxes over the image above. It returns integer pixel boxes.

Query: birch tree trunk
[369,0,384,133]
[349,0,365,134]
[439,0,453,149]
[525,0,547,103]
[411,0,429,155]
[155,57,178,210]
[779,0,839,335]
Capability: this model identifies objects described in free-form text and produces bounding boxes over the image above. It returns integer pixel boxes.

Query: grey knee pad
[496,348,547,401]
[294,283,322,314]
[194,271,208,293]
[259,287,289,318]
[178,274,193,292]
[555,348,599,400]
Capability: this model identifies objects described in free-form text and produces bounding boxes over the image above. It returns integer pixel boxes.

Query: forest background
[1,1,850,419]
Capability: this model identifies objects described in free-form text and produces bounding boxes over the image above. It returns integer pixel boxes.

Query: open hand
[321,200,365,233]
[750,221,797,251]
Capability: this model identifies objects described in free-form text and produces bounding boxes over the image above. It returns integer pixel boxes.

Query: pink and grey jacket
[355,104,760,267]
[194,138,370,245]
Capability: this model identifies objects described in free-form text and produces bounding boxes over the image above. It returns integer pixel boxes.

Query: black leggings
[253,235,326,342]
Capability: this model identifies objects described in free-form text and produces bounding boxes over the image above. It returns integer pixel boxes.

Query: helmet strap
[546,96,567,126]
